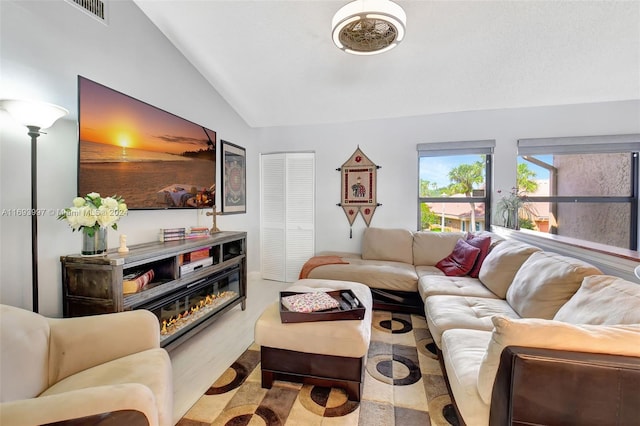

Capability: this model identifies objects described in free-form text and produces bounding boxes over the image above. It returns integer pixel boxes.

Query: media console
[61,231,247,351]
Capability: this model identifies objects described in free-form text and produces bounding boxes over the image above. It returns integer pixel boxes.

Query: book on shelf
[161,235,185,242]
[160,228,187,237]
[123,268,155,294]
[185,248,210,262]
[186,234,209,239]
[188,226,209,233]
[281,292,340,313]
[187,226,210,239]
[161,227,186,233]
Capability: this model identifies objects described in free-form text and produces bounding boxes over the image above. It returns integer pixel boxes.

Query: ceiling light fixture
[332,0,406,55]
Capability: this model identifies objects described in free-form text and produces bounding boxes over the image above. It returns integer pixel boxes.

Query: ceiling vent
[66,0,107,24]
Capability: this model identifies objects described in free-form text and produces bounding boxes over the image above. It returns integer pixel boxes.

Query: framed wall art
[221,140,246,214]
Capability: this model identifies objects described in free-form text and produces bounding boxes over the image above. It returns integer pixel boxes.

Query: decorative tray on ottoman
[279,289,365,323]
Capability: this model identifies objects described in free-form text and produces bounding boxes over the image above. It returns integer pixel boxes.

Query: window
[516,134,639,250]
[417,140,494,232]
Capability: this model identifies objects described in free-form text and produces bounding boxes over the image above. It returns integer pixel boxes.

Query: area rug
[177,311,460,426]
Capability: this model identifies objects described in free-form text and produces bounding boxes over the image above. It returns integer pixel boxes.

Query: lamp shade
[0,99,68,130]
[332,0,406,55]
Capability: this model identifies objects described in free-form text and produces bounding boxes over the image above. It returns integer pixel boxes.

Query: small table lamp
[1,99,68,312]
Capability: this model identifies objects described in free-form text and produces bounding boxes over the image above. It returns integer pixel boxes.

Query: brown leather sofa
[490,346,640,426]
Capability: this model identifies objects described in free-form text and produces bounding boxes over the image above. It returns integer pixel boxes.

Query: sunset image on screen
[78,77,216,209]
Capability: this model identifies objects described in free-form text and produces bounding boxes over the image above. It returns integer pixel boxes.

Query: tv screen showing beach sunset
[78,76,216,209]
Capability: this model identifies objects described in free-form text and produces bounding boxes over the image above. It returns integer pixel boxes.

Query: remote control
[338,299,351,310]
[341,292,357,308]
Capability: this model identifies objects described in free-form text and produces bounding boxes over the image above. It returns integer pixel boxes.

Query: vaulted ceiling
[133,1,640,128]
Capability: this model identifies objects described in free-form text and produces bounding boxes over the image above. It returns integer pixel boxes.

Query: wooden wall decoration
[338,146,381,236]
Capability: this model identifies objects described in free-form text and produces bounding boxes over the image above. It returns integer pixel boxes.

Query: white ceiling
[133,0,640,128]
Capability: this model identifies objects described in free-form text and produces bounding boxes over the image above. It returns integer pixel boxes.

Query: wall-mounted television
[78,76,216,210]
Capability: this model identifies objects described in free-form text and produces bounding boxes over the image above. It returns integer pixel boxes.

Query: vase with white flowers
[58,192,128,255]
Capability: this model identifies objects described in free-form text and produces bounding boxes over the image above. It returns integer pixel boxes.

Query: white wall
[0,0,258,316]
[258,100,640,254]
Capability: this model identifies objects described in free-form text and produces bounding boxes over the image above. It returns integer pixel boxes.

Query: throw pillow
[478,240,541,298]
[476,315,640,404]
[554,275,640,324]
[505,251,602,319]
[361,228,414,264]
[465,233,492,278]
[435,239,481,277]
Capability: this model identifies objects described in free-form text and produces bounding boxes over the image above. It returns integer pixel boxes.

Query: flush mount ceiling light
[332,0,406,55]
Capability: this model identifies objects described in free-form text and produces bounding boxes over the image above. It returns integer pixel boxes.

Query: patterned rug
[177,311,460,426]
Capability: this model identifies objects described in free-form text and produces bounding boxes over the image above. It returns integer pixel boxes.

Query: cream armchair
[0,304,172,426]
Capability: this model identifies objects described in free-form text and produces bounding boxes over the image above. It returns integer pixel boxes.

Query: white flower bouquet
[58,192,128,236]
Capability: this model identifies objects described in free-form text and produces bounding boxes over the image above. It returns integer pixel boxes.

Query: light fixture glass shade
[332,0,406,55]
[0,99,68,130]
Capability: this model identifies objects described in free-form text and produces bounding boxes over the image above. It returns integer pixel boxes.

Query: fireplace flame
[161,291,236,337]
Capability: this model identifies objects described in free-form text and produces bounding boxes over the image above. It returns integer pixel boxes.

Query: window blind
[518,134,640,155]
[417,139,495,156]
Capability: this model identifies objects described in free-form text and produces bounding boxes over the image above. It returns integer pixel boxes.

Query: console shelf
[61,231,247,351]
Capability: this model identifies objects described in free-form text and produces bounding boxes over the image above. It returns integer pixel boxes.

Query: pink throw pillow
[466,234,492,278]
[436,239,481,277]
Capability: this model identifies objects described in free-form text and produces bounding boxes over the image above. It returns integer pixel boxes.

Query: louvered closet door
[284,153,315,282]
[260,152,315,282]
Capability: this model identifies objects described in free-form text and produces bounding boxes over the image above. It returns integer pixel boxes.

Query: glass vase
[505,209,519,230]
[82,228,107,256]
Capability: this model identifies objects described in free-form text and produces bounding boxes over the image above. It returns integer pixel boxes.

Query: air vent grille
[66,0,106,22]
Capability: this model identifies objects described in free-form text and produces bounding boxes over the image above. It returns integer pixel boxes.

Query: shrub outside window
[418,140,494,233]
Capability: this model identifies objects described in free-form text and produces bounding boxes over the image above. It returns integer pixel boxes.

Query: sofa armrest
[489,346,640,426]
[0,383,159,426]
[47,310,160,383]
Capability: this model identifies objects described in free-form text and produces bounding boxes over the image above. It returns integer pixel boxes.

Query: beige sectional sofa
[305,227,640,425]
[308,227,467,292]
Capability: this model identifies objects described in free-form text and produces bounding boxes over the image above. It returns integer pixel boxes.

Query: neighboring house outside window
[417,140,494,233]
[517,134,639,250]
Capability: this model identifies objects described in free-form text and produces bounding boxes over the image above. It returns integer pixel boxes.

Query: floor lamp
[1,99,68,312]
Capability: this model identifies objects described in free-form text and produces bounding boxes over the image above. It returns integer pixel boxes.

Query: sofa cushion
[0,305,50,401]
[477,316,640,405]
[554,275,640,324]
[41,348,173,426]
[412,231,466,266]
[415,265,445,277]
[307,258,419,292]
[425,295,520,348]
[441,328,492,426]
[478,240,541,298]
[435,239,481,277]
[506,251,602,319]
[362,227,414,264]
[418,275,500,301]
[465,234,492,278]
